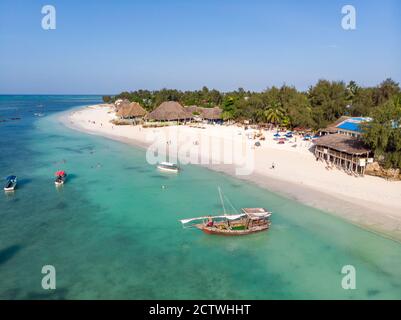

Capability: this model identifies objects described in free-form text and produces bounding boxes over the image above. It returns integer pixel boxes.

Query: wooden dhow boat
[180,188,272,236]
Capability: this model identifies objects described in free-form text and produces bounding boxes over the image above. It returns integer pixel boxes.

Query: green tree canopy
[362,95,401,169]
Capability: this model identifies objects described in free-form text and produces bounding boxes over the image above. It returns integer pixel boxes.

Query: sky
[0,0,400,94]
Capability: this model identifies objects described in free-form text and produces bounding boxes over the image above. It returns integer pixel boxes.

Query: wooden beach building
[314,134,373,176]
[114,99,130,109]
[186,106,223,123]
[146,101,192,122]
[116,101,147,123]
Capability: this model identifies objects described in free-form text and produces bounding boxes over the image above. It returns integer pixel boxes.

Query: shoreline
[205,163,401,243]
[58,104,401,242]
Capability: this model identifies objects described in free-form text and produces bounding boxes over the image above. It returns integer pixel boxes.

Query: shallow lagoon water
[1,96,401,299]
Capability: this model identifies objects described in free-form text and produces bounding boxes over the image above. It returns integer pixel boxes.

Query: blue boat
[4,175,17,191]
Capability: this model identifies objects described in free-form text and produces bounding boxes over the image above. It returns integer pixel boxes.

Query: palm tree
[346,80,360,106]
[264,102,286,125]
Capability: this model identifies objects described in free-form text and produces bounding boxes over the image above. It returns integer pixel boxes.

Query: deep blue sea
[1,95,401,299]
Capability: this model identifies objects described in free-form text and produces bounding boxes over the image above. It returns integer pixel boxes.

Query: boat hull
[55,175,67,185]
[195,223,270,236]
[157,166,179,173]
[4,181,17,191]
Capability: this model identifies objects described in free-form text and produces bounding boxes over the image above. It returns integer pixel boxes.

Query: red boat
[54,170,67,185]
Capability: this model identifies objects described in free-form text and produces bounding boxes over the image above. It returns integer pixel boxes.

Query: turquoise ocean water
[1,95,401,299]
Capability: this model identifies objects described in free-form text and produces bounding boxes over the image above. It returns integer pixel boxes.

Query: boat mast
[224,194,239,214]
[218,186,227,215]
[166,132,170,163]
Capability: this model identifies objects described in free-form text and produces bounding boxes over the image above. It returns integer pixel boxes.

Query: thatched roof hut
[114,99,130,110]
[185,106,222,120]
[146,101,192,121]
[116,102,147,119]
[186,105,198,114]
[314,134,370,155]
[200,107,222,120]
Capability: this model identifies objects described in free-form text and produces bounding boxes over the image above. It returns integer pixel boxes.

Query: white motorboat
[157,162,179,173]
[4,175,17,191]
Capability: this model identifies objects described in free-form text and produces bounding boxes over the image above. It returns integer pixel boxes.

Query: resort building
[314,134,373,176]
[116,102,147,123]
[320,116,372,137]
[185,106,223,123]
[146,101,193,122]
[114,98,130,109]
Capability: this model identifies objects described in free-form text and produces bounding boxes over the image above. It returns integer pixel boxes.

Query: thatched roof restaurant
[186,105,198,114]
[146,101,192,121]
[200,107,222,120]
[114,99,130,109]
[116,102,147,119]
[314,134,370,155]
[314,134,372,175]
[186,106,222,121]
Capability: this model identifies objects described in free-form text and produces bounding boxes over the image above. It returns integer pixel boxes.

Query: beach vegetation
[362,94,401,169]
[107,79,401,169]
[110,77,400,129]
[308,80,349,127]
[263,102,286,125]
[102,95,112,103]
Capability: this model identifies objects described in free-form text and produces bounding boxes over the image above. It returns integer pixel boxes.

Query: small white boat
[55,171,67,185]
[4,175,17,191]
[157,162,179,173]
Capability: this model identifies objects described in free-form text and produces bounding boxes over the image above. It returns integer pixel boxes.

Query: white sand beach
[61,104,401,241]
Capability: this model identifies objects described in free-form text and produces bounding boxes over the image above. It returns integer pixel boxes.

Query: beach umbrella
[274,133,281,137]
